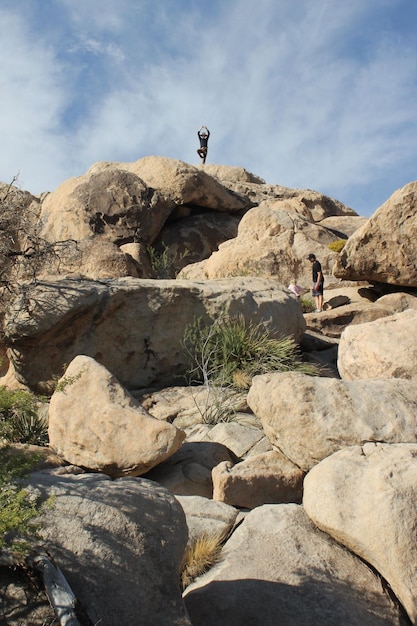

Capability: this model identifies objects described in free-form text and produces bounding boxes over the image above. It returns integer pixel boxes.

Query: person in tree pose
[197,126,210,164]
[307,253,324,312]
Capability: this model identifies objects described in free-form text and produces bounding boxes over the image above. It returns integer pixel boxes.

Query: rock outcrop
[303,442,417,625]
[337,308,417,380]
[28,471,191,626]
[48,356,185,477]
[4,161,417,624]
[334,181,417,287]
[4,277,305,393]
[183,504,404,625]
[178,199,350,288]
[247,371,417,471]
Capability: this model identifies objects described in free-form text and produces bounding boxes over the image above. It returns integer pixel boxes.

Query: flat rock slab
[183,503,404,625]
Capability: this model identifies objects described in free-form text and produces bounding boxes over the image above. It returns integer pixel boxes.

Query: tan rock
[334,181,417,287]
[337,309,417,380]
[176,495,239,543]
[183,504,404,625]
[303,442,417,625]
[318,214,368,238]
[247,371,417,471]
[206,422,265,458]
[212,450,305,508]
[39,166,174,244]
[119,242,156,278]
[38,239,138,279]
[48,355,185,477]
[201,164,266,184]
[304,300,400,339]
[5,277,305,393]
[179,199,344,287]
[143,441,238,498]
[376,291,417,312]
[126,156,250,212]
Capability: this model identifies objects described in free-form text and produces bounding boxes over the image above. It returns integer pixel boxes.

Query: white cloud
[0,0,416,216]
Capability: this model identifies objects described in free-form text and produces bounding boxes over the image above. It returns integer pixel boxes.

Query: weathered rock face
[125,156,251,212]
[212,450,305,509]
[183,504,404,625]
[177,495,240,548]
[334,181,417,287]
[318,214,368,238]
[4,277,305,393]
[28,471,191,626]
[303,442,417,625]
[48,356,185,477]
[337,309,417,380]
[39,167,174,245]
[201,164,266,185]
[39,239,139,280]
[247,371,417,471]
[143,441,238,498]
[178,199,346,287]
[152,212,241,276]
[303,299,405,339]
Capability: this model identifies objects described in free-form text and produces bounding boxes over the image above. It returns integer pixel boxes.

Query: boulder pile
[1,159,417,625]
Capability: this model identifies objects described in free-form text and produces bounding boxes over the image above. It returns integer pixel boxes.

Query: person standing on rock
[197,126,210,164]
[307,253,324,312]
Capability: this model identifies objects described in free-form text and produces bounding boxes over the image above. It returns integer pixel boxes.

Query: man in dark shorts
[197,126,210,163]
[307,253,324,312]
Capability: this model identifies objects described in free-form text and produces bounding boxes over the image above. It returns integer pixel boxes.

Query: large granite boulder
[28,471,191,626]
[39,166,174,244]
[183,503,403,625]
[247,371,417,471]
[338,309,417,380]
[48,355,185,477]
[179,199,346,287]
[303,442,417,625]
[334,181,417,287]
[125,156,251,212]
[4,277,305,393]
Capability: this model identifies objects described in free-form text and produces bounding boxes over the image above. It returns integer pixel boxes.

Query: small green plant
[180,532,224,590]
[300,295,315,313]
[53,368,85,393]
[0,446,47,556]
[183,314,318,391]
[148,242,189,278]
[0,387,48,446]
[328,239,347,253]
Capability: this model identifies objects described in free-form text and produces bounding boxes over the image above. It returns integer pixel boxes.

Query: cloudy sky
[1,0,416,217]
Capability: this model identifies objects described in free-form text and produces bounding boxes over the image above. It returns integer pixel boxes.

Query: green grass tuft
[0,386,48,446]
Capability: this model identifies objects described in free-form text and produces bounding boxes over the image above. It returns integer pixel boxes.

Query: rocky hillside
[1,159,417,625]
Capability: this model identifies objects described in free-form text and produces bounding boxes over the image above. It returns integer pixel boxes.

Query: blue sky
[1,0,416,217]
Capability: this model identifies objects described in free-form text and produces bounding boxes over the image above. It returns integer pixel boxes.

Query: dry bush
[180,532,224,590]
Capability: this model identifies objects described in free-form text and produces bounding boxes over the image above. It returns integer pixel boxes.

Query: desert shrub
[183,314,318,391]
[328,239,347,253]
[188,384,246,425]
[180,532,224,590]
[300,295,315,313]
[0,446,47,556]
[0,386,48,446]
[147,242,189,278]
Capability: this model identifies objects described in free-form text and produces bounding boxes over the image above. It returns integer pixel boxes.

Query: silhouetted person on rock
[197,126,210,164]
[307,253,324,312]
